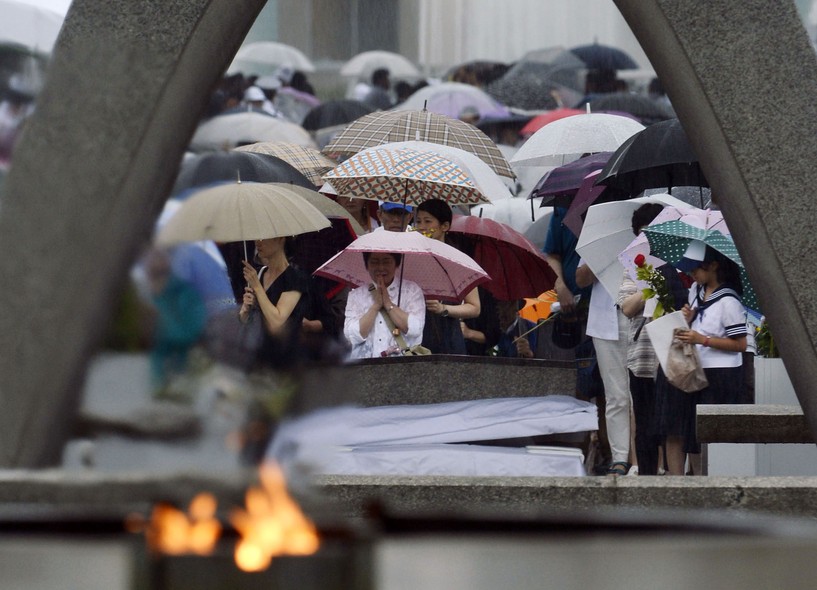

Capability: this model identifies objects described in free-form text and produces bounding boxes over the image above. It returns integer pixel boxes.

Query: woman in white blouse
[343,252,426,359]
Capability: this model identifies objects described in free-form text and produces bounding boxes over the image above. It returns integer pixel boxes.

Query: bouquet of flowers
[755,316,778,358]
[634,253,675,319]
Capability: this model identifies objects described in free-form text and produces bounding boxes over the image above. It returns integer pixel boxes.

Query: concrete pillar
[0,0,267,467]
[615,0,817,441]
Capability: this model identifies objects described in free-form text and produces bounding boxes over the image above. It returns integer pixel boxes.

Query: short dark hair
[416,198,452,226]
[363,251,402,267]
[372,68,390,85]
[631,203,665,235]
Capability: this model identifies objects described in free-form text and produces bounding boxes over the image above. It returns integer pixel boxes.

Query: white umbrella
[393,82,511,121]
[190,112,316,152]
[470,196,549,236]
[227,41,315,76]
[340,50,421,79]
[511,113,645,167]
[575,194,690,299]
[0,0,66,54]
[156,181,331,246]
[369,141,513,202]
[314,229,488,301]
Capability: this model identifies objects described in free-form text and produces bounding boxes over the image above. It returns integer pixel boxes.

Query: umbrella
[529,152,613,204]
[521,205,554,251]
[323,109,515,179]
[322,146,490,206]
[378,140,513,202]
[642,220,759,311]
[595,118,708,198]
[588,93,675,126]
[227,41,315,76]
[156,181,331,246]
[340,50,421,79]
[569,44,639,71]
[393,82,511,121]
[518,290,558,324]
[1,0,66,55]
[314,230,489,301]
[471,196,550,237]
[447,215,557,301]
[619,205,723,284]
[575,194,690,299]
[561,170,614,237]
[190,111,315,152]
[172,150,315,195]
[512,112,645,167]
[301,99,375,131]
[485,46,587,111]
[274,86,322,125]
[520,108,584,137]
[234,142,336,187]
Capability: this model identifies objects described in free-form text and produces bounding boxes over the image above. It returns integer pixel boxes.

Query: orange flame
[230,463,320,572]
[146,492,222,556]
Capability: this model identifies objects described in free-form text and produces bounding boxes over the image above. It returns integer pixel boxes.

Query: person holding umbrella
[414,199,481,354]
[343,252,426,359]
[239,237,311,367]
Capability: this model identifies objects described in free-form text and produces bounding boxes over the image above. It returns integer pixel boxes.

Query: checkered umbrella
[323,109,514,179]
[643,219,759,311]
[235,142,336,187]
[323,146,491,206]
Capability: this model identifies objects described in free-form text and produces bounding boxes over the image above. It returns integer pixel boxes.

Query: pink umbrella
[314,230,489,301]
[618,205,719,284]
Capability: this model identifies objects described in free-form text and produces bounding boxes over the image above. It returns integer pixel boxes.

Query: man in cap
[378,201,413,232]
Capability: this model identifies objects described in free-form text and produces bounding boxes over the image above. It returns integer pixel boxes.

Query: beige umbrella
[227,41,315,75]
[281,184,365,236]
[190,112,316,152]
[234,142,336,187]
[156,181,331,246]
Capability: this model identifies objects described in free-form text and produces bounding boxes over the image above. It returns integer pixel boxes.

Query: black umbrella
[570,44,639,71]
[588,92,675,126]
[301,99,375,131]
[172,151,314,195]
[595,118,709,198]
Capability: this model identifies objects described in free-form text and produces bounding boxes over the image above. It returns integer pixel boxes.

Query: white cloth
[344,278,425,359]
[585,277,619,341]
[688,286,747,369]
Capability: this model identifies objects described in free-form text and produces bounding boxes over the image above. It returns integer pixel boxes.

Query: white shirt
[582,260,619,341]
[689,285,747,369]
[344,279,426,359]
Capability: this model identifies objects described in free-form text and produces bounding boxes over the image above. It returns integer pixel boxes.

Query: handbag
[379,309,432,356]
[665,327,709,393]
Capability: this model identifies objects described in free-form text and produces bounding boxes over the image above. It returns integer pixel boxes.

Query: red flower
[634,253,646,267]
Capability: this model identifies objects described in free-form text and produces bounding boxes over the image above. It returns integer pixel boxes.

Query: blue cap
[380,201,414,213]
[675,239,707,272]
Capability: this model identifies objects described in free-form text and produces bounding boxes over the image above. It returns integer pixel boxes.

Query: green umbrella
[643,220,759,311]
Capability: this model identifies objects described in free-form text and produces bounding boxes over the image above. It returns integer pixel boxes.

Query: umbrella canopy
[394,82,511,121]
[575,194,690,299]
[340,50,421,79]
[323,109,515,179]
[530,152,613,204]
[588,93,675,126]
[227,41,315,75]
[519,290,558,324]
[0,0,66,55]
[512,113,645,167]
[380,140,513,202]
[595,118,708,197]
[234,142,336,187]
[520,108,584,137]
[619,205,724,284]
[190,111,315,152]
[172,150,314,195]
[274,86,321,125]
[569,44,639,71]
[642,220,759,311]
[323,146,490,206]
[447,215,556,301]
[301,99,375,131]
[156,182,331,245]
[315,230,489,301]
[485,46,587,111]
[562,170,613,237]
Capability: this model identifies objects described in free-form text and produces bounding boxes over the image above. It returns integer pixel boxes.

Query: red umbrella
[447,216,557,301]
[520,108,583,137]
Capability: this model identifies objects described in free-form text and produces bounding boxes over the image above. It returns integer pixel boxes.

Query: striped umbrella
[323,146,491,206]
[323,109,514,179]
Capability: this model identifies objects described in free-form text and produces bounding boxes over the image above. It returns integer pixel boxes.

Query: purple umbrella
[529,152,612,206]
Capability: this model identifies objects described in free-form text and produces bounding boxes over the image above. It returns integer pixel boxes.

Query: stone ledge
[697,404,813,444]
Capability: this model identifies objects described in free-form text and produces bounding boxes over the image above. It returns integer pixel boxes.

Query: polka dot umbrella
[642,220,759,312]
